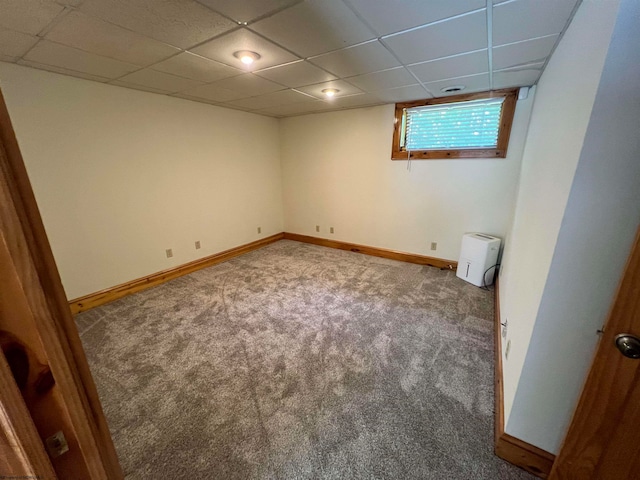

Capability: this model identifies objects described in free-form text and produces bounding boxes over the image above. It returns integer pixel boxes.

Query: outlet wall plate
[430,242,437,250]
[195,241,201,249]
[166,249,173,258]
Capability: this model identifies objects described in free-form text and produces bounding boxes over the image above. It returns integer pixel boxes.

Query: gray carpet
[76,240,533,479]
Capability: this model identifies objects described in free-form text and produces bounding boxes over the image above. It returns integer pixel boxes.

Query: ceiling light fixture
[441,85,466,93]
[233,50,260,65]
[322,88,339,98]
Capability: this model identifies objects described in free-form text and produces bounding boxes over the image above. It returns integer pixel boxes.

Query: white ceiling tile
[424,73,490,96]
[409,50,488,83]
[208,73,284,96]
[0,28,39,61]
[23,40,139,78]
[4,0,573,118]
[383,11,487,65]
[254,61,336,88]
[296,79,364,99]
[1,0,64,35]
[250,0,375,57]
[115,69,204,93]
[346,67,416,92]
[309,41,400,78]
[254,101,330,117]
[493,35,558,70]
[79,0,236,49]
[346,0,486,36]
[151,52,243,83]
[223,89,315,110]
[322,93,383,109]
[45,12,180,67]
[493,0,578,46]
[179,83,248,102]
[197,0,301,23]
[493,62,543,89]
[109,80,170,95]
[17,59,111,82]
[373,84,430,103]
[190,28,299,71]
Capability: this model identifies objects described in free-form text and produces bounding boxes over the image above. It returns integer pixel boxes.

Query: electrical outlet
[316,225,320,232]
[166,248,173,258]
[505,339,511,360]
[257,227,261,234]
[430,242,437,251]
[330,227,334,234]
[195,241,201,250]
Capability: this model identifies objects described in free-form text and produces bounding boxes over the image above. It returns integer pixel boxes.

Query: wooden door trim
[0,350,56,478]
[494,277,556,478]
[550,227,640,478]
[0,89,123,478]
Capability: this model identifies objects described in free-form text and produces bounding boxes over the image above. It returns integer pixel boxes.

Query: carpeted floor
[76,240,533,479]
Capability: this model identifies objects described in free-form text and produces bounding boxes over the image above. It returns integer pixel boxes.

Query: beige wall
[1,61,535,301]
[0,62,284,299]
[498,0,620,452]
[1,2,633,455]
[279,98,534,263]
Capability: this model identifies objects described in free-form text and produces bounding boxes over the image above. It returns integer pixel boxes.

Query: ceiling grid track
[487,0,494,90]
[1,0,582,117]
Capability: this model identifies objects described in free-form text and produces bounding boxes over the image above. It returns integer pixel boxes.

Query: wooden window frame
[391,88,518,160]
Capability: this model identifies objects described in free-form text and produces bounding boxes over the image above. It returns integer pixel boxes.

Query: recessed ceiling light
[441,85,466,93]
[322,88,339,98]
[233,50,260,65]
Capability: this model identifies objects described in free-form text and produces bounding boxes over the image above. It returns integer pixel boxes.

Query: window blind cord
[407,150,412,172]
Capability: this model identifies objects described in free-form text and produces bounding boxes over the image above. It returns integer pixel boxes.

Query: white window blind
[404,97,506,150]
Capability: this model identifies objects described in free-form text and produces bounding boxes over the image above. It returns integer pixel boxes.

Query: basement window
[391,89,518,160]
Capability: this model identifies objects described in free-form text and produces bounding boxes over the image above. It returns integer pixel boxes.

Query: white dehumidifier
[456,233,501,287]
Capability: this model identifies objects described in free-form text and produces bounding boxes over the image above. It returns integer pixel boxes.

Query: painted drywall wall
[505,0,639,453]
[0,62,284,300]
[279,94,534,262]
[497,0,622,452]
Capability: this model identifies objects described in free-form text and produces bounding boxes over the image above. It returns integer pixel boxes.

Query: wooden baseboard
[494,276,556,478]
[70,232,454,314]
[283,232,457,270]
[494,276,505,445]
[496,433,556,478]
[69,233,284,314]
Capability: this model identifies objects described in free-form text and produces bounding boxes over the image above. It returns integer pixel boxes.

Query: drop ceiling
[0,0,581,118]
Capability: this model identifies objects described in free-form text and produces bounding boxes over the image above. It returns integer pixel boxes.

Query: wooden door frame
[550,226,640,478]
[0,89,122,478]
